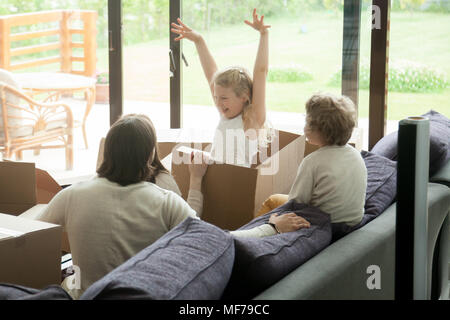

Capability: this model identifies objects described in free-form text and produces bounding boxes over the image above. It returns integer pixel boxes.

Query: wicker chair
[0,69,74,170]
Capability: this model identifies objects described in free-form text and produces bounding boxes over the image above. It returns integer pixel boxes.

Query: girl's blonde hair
[305,92,356,146]
[211,66,255,131]
[212,67,274,148]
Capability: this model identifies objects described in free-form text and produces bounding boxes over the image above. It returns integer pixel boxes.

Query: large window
[358,0,450,140]
[387,2,450,120]
[0,1,109,183]
[180,1,344,132]
[2,0,448,181]
[122,1,171,130]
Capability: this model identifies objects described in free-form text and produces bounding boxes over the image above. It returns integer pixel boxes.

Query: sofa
[1,112,449,300]
[1,159,448,301]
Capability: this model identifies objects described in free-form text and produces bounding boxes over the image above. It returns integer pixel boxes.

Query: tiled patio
[1,98,399,185]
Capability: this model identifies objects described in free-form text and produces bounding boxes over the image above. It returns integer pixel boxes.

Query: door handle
[169,49,176,77]
[182,53,188,67]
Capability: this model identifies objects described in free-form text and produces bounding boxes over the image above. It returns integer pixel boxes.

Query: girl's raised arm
[244,9,270,128]
[171,18,218,99]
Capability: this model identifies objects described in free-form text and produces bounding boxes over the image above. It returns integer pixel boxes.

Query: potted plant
[95,71,109,103]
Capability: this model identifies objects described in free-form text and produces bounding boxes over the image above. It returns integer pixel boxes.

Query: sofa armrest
[430,159,450,188]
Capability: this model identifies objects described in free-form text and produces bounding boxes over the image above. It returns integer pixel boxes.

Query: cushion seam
[365,168,396,203]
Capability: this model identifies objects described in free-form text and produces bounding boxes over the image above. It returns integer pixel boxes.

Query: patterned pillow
[80,217,235,300]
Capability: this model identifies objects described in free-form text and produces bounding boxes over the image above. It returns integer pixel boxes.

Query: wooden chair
[0,69,74,170]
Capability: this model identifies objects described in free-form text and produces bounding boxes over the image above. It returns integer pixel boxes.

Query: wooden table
[14,72,97,149]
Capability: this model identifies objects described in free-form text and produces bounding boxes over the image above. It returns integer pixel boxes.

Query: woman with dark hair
[97,114,203,214]
[37,114,307,299]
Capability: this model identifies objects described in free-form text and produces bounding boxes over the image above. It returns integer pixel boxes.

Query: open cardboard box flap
[171,130,306,230]
[0,161,36,215]
[0,161,62,215]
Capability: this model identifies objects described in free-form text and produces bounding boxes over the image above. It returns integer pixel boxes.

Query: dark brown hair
[97,114,168,186]
[305,92,356,146]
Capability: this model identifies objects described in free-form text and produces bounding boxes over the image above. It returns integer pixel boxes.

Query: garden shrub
[268,65,313,83]
[329,60,448,93]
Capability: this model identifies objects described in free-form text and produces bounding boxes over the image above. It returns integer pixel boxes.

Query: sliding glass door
[118,1,174,131]
[0,0,109,183]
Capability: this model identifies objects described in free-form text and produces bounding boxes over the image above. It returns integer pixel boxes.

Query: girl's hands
[244,8,271,35]
[269,213,310,233]
[189,151,209,179]
[171,18,201,43]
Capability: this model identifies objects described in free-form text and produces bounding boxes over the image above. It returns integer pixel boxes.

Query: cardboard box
[171,130,306,230]
[0,213,62,289]
[0,160,70,251]
[0,161,62,215]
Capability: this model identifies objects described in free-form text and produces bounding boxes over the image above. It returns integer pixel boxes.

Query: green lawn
[103,10,450,120]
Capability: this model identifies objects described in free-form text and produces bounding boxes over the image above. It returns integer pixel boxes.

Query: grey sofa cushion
[80,217,235,300]
[222,201,331,299]
[371,110,450,176]
[332,151,397,241]
[362,150,397,218]
[0,284,72,300]
[430,158,450,187]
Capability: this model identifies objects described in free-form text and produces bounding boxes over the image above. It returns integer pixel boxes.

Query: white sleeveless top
[210,114,259,168]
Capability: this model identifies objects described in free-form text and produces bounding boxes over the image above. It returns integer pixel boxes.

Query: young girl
[171,8,272,167]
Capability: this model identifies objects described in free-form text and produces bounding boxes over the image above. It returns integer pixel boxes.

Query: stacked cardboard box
[0,161,62,289]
